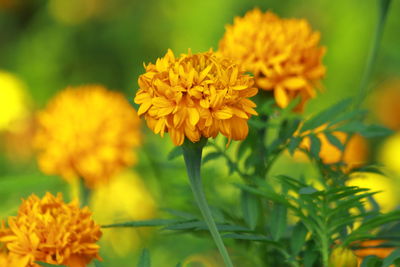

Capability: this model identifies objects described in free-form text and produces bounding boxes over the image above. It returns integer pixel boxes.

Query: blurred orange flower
[353,240,395,266]
[34,85,141,188]
[373,79,400,131]
[134,49,258,146]
[0,192,102,267]
[298,126,368,169]
[219,8,326,111]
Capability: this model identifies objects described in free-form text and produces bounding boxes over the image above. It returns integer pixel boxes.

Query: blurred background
[1,0,400,266]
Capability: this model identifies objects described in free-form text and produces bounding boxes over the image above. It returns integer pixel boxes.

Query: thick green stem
[182,138,234,267]
[355,0,392,108]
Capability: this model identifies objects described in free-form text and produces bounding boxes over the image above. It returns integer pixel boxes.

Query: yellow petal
[188,108,200,126]
[282,77,307,90]
[214,108,233,120]
[275,86,289,108]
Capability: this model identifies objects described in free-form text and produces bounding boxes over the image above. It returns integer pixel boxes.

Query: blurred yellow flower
[0,192,102,267]
[346,173,398,212]
[330,246,357,267]
[378,133,400,174]
[373,79,400,131]
[90,171,157,255]
[134,49,258,146]
[219,8,326,111]
[34,85,141,188]
[0,71,30,132]
[183,252,222,267]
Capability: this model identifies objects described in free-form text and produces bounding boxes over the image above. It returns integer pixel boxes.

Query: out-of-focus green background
[1,0,400,266]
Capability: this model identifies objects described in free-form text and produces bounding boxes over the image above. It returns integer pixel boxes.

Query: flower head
[34,85,141,188]
[134,49,258,146]
[219,8,326,111]
[0,192,102,267]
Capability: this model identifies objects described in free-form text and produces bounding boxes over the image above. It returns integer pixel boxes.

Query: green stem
[79,178,90,207]
[355,0,392,108]
[182,138,234,267]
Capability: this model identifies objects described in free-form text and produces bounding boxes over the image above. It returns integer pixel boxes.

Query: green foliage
[137,249,151,267]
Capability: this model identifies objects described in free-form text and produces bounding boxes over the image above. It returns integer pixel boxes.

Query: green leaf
[301,99,352,132]
[175,263,182,267]
[137,249,151,267]
[303,250,319,267]
[168,147,182,160]
[269,204,287,241]
[324,132,344,151]
[308,134,321,159]
[361,124,393,138]
[382,248,400,267]
[36,263,66,267]
[241,190,260,230]
[223,233,283,247]
[102,219,180,228]
[290,222,308,255]
[360,255,381,267]
[299,186,318,195]
[288,136,302,155]
[202,152,221,164]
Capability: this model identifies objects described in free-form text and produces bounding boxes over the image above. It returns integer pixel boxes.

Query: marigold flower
[346,173,398,213]
[134,49,258,146]
[353,240,395,266]
[219,8,326,111]
[330,246,357,267]
[0,71,30,132]
[90,171,157,255]
[373,79,400,131]
[34,85,141,188]
[378,132,400,174]
[0,192,102,267]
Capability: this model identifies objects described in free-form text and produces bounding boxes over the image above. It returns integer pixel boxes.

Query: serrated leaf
[324,132,344,151]
[137,249,151,267]
[290,222,308,255]
[301,99,352,132]
[241,190,259,230]
[102,219,180,228]
[202,152,221,164]
[167,147,182,160]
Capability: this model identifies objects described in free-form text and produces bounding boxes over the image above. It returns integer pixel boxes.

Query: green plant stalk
[79,177,91,207]
[355,0,392,108]
[182,138,234,267]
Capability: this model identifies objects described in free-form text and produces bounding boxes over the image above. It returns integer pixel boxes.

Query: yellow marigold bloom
[330,246,357,267]
[34,85,141,188]
[134,49,258,146]
[0,192,102,267]
[0,71,30,132]
[90,171,157,255]
[378,133,400,174]
[219,8,326,111]
[346,173,398,213]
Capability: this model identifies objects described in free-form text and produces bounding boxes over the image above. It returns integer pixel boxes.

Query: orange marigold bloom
[219,8,326,111]
[373,79,400,131]
[0,192,102,267]
[134,49,258,146]
[34,85,141,188]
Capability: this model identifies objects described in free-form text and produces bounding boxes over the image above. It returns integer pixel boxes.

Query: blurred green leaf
[241,190,259,230]
[202,152,221,165]
[308,134,321,159]
[288,136,302,155]
[269,204,287,241]
[290,222,308,256]
[167,147,183,160]
[361,255,381,267]
[223,233,283,247]
[102,219,180,228]
[137,249,151,267]
[324,132,344,151]
[36,263,66,267]
[382,248,400,267]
